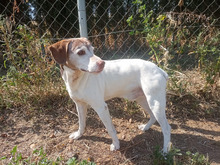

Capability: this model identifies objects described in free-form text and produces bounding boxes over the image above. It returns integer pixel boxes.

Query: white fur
[50,38,171,153]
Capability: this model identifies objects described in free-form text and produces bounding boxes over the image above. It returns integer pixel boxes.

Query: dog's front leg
[69,101,88,140]
[92,103,120,151]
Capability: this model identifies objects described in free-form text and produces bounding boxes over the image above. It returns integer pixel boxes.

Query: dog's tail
[159,68,169,81]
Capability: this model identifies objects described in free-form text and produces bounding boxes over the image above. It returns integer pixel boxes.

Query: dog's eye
[77,50,85,56]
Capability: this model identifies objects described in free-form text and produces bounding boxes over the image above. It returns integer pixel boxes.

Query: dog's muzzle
[96,60,105,73]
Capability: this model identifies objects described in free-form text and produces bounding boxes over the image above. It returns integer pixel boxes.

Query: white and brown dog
[48,37,171,153]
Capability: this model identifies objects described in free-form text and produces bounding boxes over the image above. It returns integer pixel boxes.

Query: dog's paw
[138,124,148,131]
[69,131,82,140]
[110,143,120,151]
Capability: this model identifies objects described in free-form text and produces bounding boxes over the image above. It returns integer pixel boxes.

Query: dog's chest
[64,75,101,103]
[65,80,87,101]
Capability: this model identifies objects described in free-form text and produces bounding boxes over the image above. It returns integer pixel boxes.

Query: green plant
[152,145,182,165]
[9,146,23,164]
[0,146,32,165]
[167,70,189,96]
[124,99,140,115]
[185,151,210,165]
[195,31,220,86]
[0,16,64,110]
[152,145,210,165]
[127,0,220,91]
[32,148,56,165]
[0,146,96,165]
[127,8,167,67]
[67,157,96,165]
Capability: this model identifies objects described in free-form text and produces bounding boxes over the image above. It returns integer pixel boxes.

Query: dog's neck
[61,65,87,92]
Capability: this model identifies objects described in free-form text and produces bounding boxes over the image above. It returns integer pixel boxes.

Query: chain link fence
[0,0,219,81]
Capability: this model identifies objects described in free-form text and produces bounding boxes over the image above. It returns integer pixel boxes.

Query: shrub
[0,16,64,110]
[127,1,220,89]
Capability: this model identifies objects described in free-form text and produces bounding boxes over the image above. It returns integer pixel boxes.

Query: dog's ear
[48,40,72,65]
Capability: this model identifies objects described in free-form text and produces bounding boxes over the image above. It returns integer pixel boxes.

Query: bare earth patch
[0,96,219,165]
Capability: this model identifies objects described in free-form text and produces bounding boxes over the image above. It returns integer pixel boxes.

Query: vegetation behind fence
[0,0,219,111]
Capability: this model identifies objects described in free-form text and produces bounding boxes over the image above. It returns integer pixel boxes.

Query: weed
[152,145,182,165]
[185,151,210,165]
[0,146,96,165]
[0,16,66,110]
[66,157,96,165]
[124,99,141,115]
[152,145,210,165]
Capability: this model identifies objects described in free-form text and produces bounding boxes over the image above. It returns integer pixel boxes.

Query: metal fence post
[77,0,88,38]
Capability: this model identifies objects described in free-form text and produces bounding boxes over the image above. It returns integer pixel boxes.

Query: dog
[48,37,171,153]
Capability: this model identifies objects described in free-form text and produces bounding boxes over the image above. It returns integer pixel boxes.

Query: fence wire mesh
[0,0,219,70]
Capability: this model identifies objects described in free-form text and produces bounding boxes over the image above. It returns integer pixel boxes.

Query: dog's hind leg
[139,70,171,153]
[137,96,156,131]
[144,90,171,153]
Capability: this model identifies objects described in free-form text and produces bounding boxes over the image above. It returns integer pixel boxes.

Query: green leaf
[126,16,133,23]
[3,58,8,68]
[129,31,135,35]
[66,157,77,165]
[11,146,17,156]
[0,156,6,161]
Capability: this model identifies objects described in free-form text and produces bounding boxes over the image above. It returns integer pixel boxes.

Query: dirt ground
[0,96,220,165]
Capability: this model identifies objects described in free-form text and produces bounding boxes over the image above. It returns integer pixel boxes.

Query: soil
[0,96,220,165]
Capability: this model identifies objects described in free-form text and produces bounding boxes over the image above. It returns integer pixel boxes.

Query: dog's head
[48,38,105,73]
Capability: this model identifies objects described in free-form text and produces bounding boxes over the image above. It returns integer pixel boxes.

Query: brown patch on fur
[49,38,92,77]
[48,40,70,65]
[49,38,91,66]
[60,65,64,75]
[60,63,82,82]
[72,69,82,82]
[70,38,91,52]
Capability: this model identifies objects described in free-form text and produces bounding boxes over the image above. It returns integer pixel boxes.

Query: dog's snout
[96,60,105,73]
[97,60,105,68]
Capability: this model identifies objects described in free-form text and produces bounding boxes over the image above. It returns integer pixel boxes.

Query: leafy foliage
[127,1,220,88]
[152,145,210,165]
[0,16,65,110]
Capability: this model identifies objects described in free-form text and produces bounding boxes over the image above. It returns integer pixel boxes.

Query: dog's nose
[97,60,105,69]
